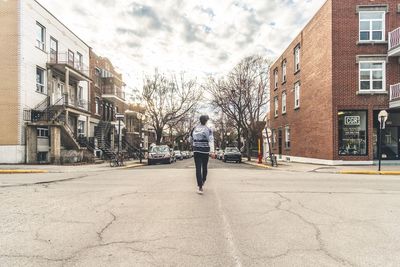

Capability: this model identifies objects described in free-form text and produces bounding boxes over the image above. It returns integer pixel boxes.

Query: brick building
[0,0,133,163]
[270,0,400,165]
[0,0,91,163]
[89,50,129,158]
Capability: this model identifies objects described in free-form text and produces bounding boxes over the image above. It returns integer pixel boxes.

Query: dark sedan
[223,147,242,163]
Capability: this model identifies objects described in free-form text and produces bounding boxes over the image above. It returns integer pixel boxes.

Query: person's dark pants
[194,152,209,188]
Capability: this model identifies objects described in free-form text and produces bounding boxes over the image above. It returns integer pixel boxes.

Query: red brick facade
[270,0,400,164]
[89,49,127,122]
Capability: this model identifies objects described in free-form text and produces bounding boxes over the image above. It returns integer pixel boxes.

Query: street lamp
[378,110,388,172]
[137,113,145,163]
[226,132,231,148]
[115,113,124,155]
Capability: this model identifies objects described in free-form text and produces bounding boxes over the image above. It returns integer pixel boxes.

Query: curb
[122,164,146,169]
[0,170,48,174]
[243,161,272,169]
[339,170,400,175]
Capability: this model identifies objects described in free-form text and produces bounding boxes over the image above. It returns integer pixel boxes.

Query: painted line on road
[339,170,400,175]
[214,187,243,267]
[0,170,48,174]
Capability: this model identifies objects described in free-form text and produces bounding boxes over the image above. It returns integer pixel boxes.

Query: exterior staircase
[28,96,83,151]
[95,121,116,159]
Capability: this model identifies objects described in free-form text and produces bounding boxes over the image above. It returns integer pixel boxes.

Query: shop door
[381,127,399,160]
[278,129,283,156]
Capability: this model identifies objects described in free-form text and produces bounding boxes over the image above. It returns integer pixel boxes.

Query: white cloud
[37,0,326,97]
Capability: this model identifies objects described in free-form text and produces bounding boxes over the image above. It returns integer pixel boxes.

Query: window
[68,50,74,67]
[37,127,49,138]
[274,69,278,89]
[77,121,85,138]
[338,110,367,156]
[78,86,83,100]
[95,98,100,114]
[274,96,279,117]
[359,11,385,42]
[271,129,276,148]
[50,37,58,62]
[94,68,102,87]
[294,82,300,109]
[359,61,385,91]
[294,45,300,72]
[77,52,83,71]
[36,22,45,50]
[282,91,287,114]
[282,60,287,83]
[36,67,45,93]
[37,152,48,163]
[285,126,290,149]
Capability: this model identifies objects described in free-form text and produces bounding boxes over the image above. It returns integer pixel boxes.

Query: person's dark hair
[200,115,209,125]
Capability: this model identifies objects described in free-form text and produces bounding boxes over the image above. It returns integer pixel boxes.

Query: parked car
[217,150,224,160]
[148,145,174,165]
[181,151,188,159]
[174,150,183,160]
[170,148,177,163]
[184,151,192,158]
[223,147,242,163]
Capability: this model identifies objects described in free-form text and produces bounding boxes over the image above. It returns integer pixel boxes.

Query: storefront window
[338,110,367,156]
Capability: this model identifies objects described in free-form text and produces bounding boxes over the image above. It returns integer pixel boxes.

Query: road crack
[0,174,89,188]
[273,193,355,266]
[97,211,117,241]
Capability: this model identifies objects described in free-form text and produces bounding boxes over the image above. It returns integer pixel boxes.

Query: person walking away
[190,115,215,194]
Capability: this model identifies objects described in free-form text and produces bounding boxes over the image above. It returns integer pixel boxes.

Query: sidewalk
[243,158,400,175]
[0,160,145,174]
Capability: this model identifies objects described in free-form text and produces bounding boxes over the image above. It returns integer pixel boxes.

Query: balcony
[102,85,126,103]
[51,93,90,113]
[388,27,400,57]
[48,52,90,80]
[389,83,400,109]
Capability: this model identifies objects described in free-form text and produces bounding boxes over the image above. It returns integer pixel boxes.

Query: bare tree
[142,70,202,145]
[208,55,270,160]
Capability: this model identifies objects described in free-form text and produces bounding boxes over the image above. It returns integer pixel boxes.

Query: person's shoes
[197,187,203,194]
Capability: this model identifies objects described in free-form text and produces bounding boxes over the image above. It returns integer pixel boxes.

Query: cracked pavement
[1,159,400,266]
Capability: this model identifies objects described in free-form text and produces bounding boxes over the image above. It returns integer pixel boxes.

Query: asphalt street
[1,158,400,266]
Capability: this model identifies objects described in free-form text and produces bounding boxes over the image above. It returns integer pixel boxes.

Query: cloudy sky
[37,0,326,96]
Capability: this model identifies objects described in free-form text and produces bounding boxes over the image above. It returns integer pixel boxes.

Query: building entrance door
[381,127,399,160]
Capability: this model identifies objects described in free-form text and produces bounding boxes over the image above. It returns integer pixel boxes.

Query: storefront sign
[344,116,360,126]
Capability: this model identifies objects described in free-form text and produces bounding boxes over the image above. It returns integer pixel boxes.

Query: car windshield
[150,146,170,153]
[225,147,239,152]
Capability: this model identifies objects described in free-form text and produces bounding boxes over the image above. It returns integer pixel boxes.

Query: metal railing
[390,83,400,101]
[102,85,126,100]
[48,52,90,77]
[389,27,400,51]
[52,93,89,111]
